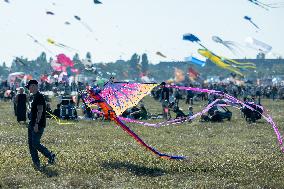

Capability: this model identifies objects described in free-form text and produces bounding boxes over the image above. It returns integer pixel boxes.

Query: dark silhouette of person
[53,104,61,118]
[26,80,56,170]
[15,87,27,123]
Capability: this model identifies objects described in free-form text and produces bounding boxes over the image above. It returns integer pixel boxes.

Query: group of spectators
[0,79,283,123]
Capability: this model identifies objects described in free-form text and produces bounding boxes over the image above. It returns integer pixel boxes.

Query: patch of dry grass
[0,97,284,188]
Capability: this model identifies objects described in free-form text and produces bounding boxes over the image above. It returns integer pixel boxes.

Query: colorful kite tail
[114,117,185,160]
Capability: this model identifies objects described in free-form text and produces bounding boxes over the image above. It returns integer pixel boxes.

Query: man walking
[26,80,56,170]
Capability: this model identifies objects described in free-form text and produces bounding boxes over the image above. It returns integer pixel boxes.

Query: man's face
[19,88,24,94]
[29,84,38,94]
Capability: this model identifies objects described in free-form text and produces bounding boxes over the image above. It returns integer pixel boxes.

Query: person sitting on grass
[53,104,61,118]
[129,104,148,120]
[188,106,193,117]
[172,106,186,119]
[209,110,223,122]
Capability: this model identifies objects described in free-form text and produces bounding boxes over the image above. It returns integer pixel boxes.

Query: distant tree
[129,53,140,80]
[38,52,47,62]
[73,53,84,73]
[2,62,7,68]
[86,52,92,61]
[141,53,149,75]
[73,53,80,63]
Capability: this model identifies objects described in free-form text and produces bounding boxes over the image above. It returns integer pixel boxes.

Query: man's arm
[36,105,43,123]
[34,105,43,132]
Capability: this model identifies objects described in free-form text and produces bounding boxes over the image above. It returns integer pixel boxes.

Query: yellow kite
[198,49,256,77]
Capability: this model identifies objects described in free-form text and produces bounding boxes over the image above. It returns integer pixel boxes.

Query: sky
[0,0,283,66]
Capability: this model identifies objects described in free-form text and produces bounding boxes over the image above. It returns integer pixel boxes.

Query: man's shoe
[33,163,42,171]
[48,153,56,165]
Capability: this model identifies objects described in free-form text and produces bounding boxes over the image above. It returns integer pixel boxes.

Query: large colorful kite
[84,82,185,160]
[198,49,256,76]
[85,82,284,156]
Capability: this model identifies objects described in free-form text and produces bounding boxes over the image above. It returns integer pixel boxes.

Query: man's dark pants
[28,123,52,166]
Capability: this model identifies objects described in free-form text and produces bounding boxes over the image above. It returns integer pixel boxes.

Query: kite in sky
[46,11,55,15]
[94,0,102,4]
[156,51,167,58]
[245,37,272,53]
[74,15,93,32]
[184,56,206,67]
[212,36,243,56]
[47,38,78,52]
[183,33,207,49]
[244,16,260,30]
[248,0,284,10]
[27,34,54,55]
[84,82,185,160]
[198,49,256,77]
[52,53,79,74]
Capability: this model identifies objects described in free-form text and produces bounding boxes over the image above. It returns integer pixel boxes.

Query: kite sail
[100,82,158,116]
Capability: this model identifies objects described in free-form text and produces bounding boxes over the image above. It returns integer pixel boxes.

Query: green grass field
[1,97,284,188]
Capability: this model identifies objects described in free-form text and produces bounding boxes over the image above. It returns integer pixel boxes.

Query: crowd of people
[0,79,283,124]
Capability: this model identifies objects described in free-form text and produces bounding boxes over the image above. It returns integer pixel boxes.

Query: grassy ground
[0,96,284,188]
